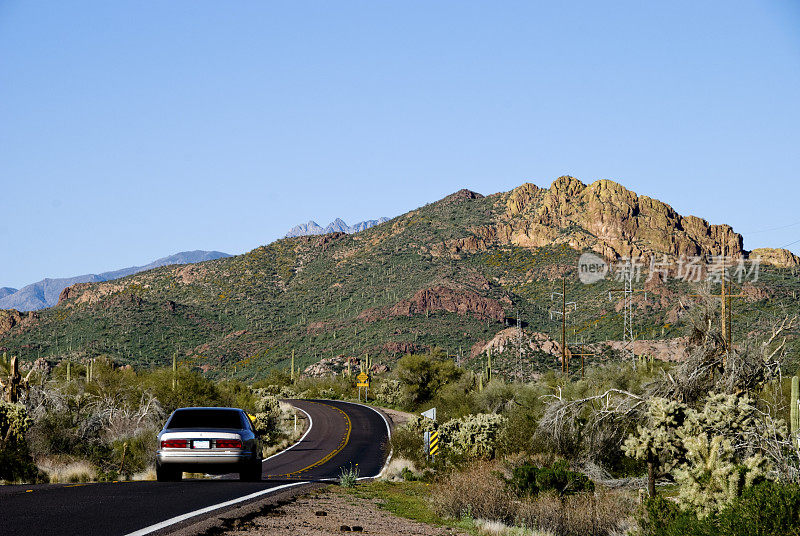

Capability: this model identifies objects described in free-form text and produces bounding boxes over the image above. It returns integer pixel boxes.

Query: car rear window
[167,409,243,429]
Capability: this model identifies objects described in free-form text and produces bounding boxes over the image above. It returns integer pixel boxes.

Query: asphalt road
[0,400,390,536]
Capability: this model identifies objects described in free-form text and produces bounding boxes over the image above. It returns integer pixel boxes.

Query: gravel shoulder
[205,484,469,536]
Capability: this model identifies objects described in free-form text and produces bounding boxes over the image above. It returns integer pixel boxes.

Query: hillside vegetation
[1,177,799,381]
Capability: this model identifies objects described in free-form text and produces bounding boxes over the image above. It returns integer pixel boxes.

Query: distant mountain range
[0,250,231,311]
[285,217,390,238]
[0,288,17,300]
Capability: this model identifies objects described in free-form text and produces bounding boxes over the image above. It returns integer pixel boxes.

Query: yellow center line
[265,401,352,479]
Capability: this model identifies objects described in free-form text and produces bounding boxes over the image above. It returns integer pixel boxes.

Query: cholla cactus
[374,379,402,406]
[438,413,507,458]
[683,392,756,439]
[622,397,688,497]
[624,392,778,503]
[0,401,32,444]
[673,434,767,518]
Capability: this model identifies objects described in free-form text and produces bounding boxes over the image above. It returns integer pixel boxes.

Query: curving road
[0,400,390,536]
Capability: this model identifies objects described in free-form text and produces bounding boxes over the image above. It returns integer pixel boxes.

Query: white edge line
[261,405,313,464]
[125,401,387,535]
[124,481,308,536]
[330,400,393,480]
[127,404,314,535]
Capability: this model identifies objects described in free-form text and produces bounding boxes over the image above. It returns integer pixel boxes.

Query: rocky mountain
[0,250,231,311]
[0,288,17,300]
[285,217,389,238]
[2,176,797,380]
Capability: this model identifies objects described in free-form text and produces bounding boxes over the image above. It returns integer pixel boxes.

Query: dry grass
[475,518,554,536]
[40,460,97,484]
[515,490,635,536]
[380,456,418,482]
[131,466,156,481]
[430,461,515,523]
[431,461,636,536]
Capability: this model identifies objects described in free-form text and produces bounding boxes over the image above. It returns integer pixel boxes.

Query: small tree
[396,349,461,405]
[623,397,688,497]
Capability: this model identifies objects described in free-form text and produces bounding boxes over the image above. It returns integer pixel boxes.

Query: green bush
[716,481,800,536]
[641,481,800,536]
[396,349,462,406]
[505,460,595,497]
[0,402,41,482]
[387,419,430,466]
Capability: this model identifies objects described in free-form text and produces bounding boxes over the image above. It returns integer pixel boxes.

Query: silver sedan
[156,407,262,482]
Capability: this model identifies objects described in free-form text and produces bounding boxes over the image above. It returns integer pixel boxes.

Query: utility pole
[608,261,646,368]
[691,245,744,366]
[550,278,576,374]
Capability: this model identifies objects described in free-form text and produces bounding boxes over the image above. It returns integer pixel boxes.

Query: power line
[741,220,800,235]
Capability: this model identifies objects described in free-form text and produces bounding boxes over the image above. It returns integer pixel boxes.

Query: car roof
[172,407,244,411]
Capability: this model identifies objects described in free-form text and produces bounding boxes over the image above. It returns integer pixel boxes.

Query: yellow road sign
[357,372,369,383]
[357,382,369,387]
[429,430,439,456]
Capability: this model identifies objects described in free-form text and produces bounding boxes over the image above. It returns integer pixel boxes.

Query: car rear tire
[156,464,182,482]
[239,458,262,482]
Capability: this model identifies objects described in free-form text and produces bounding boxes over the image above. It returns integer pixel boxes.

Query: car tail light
[215,439,242,449]
[161,439,188,448]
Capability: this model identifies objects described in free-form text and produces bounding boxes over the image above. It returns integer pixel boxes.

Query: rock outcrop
[473,328,562,359]
[495,176,744,260]
[442,177,747,262]
[749,248,800,268]
[389,286,505,322]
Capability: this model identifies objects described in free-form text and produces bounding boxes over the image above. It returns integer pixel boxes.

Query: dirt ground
[215,486,468,536]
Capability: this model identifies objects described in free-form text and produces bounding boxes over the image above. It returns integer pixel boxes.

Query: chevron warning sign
[428,430,439,456]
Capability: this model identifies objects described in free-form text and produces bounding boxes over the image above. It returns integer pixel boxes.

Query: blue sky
[1,1,799,289]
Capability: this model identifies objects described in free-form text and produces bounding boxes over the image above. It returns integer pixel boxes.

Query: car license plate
[193,440,210,449]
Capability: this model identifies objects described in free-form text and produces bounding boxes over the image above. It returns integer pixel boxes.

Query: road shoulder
[196,483,471,536]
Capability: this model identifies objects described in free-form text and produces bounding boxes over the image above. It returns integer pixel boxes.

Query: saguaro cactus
[791,376,799,447]
[0,353,32,403]
[172,354,177,390]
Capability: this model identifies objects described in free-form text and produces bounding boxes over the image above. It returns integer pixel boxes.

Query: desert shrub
[251,368,293,391]
[0,401,40,482]
[293,374,351,400]
[216,380,258,412]
[641,481,800,536]
[387,419,429,465]
[111,432,156,479]
[142,368,221,413]
[249,390,283,438]
[396,349,462,406]
[516,490,635,536]
[430,461,515,523]
[438,412,507,459]
[29,406,110,464]
[505,460,594,497]
[716,480,800,536]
